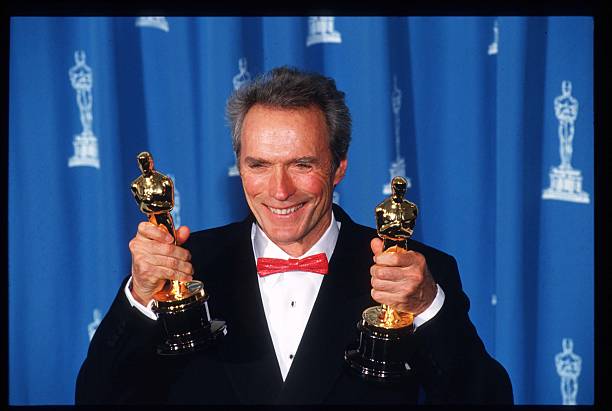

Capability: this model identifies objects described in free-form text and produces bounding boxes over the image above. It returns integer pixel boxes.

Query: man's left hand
[370,238,438,316]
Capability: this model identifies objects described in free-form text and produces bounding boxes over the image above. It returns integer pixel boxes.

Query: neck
[278,225,329,258]
[255,210,335,258]
[277,242,317,258]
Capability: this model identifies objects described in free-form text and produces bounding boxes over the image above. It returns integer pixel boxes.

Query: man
[75,66,513,404]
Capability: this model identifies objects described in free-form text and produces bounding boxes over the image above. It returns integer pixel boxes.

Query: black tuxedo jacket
[75,205,513,405]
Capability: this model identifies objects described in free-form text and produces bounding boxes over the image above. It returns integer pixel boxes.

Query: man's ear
[333,157,348,185]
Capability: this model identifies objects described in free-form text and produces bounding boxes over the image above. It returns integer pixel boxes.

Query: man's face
[239,104,347,256]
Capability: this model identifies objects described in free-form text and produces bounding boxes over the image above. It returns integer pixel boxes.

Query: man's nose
[269,167,295,201]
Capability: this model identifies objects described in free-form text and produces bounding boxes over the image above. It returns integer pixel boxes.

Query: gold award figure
[131,151,183,299]
[370,175,417,328]
[345,176,417,380]
[131,151,226,355]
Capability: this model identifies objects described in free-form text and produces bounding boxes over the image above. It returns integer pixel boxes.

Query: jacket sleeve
[410,254,514,404]
[74,276,168,404]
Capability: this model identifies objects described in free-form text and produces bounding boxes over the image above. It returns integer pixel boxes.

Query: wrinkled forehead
[241,105,331,156]
[243,104,330,135]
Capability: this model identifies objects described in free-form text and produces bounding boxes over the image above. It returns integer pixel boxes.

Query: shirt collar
[251,211,340,262]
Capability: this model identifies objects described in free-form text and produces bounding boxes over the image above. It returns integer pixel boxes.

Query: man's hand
[128,222,194,305]
[370,238,437,316]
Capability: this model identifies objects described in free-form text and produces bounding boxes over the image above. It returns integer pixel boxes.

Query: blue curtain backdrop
[9,16,593,405]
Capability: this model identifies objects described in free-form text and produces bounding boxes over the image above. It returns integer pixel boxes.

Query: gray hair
[226,66,352,170]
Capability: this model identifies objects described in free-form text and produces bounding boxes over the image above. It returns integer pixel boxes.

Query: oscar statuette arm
[145,176,174,212]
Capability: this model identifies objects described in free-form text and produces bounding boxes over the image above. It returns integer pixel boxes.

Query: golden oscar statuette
[345,176,417,380]
[131,151,226,355]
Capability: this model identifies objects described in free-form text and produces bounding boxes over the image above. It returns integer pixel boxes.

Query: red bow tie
[256,253,329,277]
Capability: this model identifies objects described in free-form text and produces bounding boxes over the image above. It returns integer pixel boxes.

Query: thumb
[370,237,384,258]
[176,226,191,246]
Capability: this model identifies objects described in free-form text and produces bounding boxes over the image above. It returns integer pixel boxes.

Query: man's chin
[263,230,301,246]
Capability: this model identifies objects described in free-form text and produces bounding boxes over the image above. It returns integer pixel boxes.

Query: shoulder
[408,239,456,267]
[333,204,377,241]
[180,217,255,286]
[185,219,251,247]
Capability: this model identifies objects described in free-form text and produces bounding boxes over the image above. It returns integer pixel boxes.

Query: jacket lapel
[208,216,284,404]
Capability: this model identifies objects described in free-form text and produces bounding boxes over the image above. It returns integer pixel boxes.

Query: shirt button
[291,301,296,307]
[289,354,294,360]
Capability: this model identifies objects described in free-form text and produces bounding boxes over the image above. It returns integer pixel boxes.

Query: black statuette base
[153,285,226,356]
[156,319,226,355]
[344,317,414,381]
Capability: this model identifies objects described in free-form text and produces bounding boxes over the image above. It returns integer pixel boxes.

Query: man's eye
[295,163,312,170]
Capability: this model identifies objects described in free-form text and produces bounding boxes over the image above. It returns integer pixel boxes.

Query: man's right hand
[128,222,194,306]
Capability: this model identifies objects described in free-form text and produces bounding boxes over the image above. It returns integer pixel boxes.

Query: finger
[133,237,192,261]
[375,249,424,268]
[371,264,417,281]
[136,266,193,285]
[137,221,174,243]
[144,254,194,276]
[370,289,404,306]
[370,276,399,292]
[370,237,384,258]
[131,270,193,304]
[151,241,192,261]
[155,266,194,282]
[176,226,191,246]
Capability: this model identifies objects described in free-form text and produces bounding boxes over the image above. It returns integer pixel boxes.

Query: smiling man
[240,104,345,257]
[75,66,513,405]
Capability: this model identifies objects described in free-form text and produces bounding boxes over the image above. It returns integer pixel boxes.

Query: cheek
[241,174,267,198]
[293,172,333,197]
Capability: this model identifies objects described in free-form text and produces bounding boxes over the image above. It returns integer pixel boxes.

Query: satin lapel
[276,213,373,404]
[211,218,284,404]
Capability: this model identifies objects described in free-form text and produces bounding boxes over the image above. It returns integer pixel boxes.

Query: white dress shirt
[251,213,340,380]
[125,211,446,381]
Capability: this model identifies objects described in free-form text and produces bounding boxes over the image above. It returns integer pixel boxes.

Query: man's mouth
[267,203,305,215]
